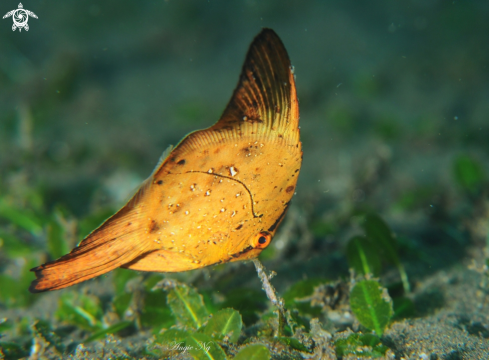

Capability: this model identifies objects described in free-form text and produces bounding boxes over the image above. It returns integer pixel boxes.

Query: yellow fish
[29,28,301,293]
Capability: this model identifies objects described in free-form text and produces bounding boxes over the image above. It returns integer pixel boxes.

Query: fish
[29,28,301,293]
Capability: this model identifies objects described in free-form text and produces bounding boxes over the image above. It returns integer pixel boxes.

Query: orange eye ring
[254,231,272,249]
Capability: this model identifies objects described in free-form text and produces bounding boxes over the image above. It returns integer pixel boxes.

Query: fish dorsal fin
[172,29,300,156]
[213,28,299,140]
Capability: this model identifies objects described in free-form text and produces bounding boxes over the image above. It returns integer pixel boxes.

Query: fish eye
[254,231,271,249]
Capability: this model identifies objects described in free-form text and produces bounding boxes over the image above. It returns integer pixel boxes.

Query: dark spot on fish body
[214,148,221,154]
[149,220,160,233]
[157,180,163,185]
[236,224,243,230]
[286,185,295,193]
[177,159,186,165]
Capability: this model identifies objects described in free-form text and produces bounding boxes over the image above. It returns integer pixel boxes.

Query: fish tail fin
[29,191,154,293]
